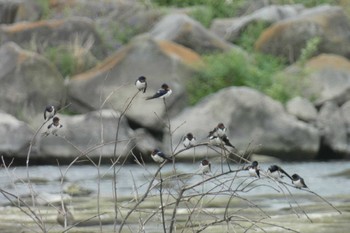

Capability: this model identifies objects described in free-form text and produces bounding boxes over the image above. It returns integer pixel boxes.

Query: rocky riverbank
[1,1,350,163]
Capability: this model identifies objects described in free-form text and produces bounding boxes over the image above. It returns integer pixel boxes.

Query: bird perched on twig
[267,165,292,180]
[150,149,172,163]
[220,135,236,148]
[245,161,260,178]
[199,159,211,174]
[183,133,196,148]
[44,105,56,120]
[135,76,147,93]
[43,116,63,136]
[146,83,172,100]
[208,123,227,137]
[291,174,308,188]
[56,204,74,227]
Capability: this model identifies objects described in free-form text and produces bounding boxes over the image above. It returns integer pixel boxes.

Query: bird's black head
[152,149,160,155]
[291,174,300,180]
[252,161,259,167]
[268,165,278,171]
[138,76,146,82]
[46,105,54,112]
[53,116,60,123]
[161,83,169,90]
[186,133,194,140]
[201,159,210,166]
[217,123,225,129]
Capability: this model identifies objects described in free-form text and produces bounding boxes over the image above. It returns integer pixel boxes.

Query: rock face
[0,17,107,59]
[317,102,349,159]
[0,111,33,156]
[286,96,318,123]
[0,42,65,122]
[38,109,135,161]
[150,13,235,54]
[282,54,350,106]
[68,35,201,130]
[255,5,350,63]
[166,87,320,161]
[210,4,304,42]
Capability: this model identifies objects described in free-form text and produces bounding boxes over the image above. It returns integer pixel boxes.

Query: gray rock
[286,96,318,123]
[68,34,201,130]
[211,4,304,42]
[317,102,349,159]
[0,17,107,59]
[0,42,65,122]
[256,5,350,62]
[341,100,350,137]
[0,0,42,24]
[38,109,135,161]
[282,54,350,106]
[133,128,162,160]
[150,13,235,54]
[166,87,320,161]
[0,111,33,156]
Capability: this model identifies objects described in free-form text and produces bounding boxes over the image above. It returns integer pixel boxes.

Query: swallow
[208,135,222,146]
[208,123,227,137]
[267,165,292,180]
[245,161,260,178]
[43,116,63,136]
[135,76,147,93]
[199,159,211,174]
[291,174,308,188]
[146,83,172,100]
[151,149,172,163]
[44,105,56,120]
[183,133,196,148]
[220,135,235,148]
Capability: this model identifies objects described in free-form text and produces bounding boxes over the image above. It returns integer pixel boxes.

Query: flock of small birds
[43,75,308,189]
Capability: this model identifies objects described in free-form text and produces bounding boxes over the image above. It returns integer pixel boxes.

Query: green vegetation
[188,51,290,104]
[236,21,271,51]
[44,47,76,78]
[152,0,245,27]
[298,37,321,66]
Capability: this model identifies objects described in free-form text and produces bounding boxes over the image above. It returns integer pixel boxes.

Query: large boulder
[0,42,65,122]
[210,4,304,43]
[38,109,135,162]
[150,13,235,54]
[166,87,320,161]
[0,17,107,59]
[316,101,349,159]
[286,96,318,123]
[68,35,201,130]
[0,111,33,156]
[282,54,350,106]
[255,5,350,63]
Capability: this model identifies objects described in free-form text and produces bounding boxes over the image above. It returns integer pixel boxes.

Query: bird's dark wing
[279,167,292,180]
[44,111,47,120]
[221,136,235,148]
[256,169,260,178]
[146,89,167,100]
[47,123,53,129]
[158,152,172,161]
[143,82,147,93]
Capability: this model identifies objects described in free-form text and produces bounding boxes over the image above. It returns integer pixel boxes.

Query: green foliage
[152,0,245,26]
[236,21,271,51]
[36,0,51,19]
[272,0,339,7]
[188,51,289,104]
[44,47,76,77]
[298,37,321,66]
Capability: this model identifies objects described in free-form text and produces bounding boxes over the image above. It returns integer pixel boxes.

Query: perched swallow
[245,161,260,178]
[135,76,147,93]
[267,165,292,180]
[208,123,227,137]
[291,174,308,188]
[44,116,63,136]
[199,159,211,174]
[151,149,172,163]
[221,135,235,148]
[44,105,56,120]
[146,83,172,100]
[183,133,196,148]
[208,135,222,146]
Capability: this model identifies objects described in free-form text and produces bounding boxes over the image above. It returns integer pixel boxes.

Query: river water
[0,160,349,206]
